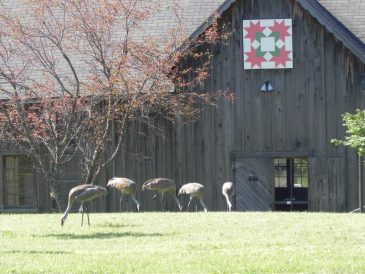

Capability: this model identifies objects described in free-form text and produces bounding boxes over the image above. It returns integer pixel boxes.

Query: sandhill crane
[142,178,183,211]
[61,184,108,226]
[107,177,141,212]
[178,182,208,212]
[222,181,235,211]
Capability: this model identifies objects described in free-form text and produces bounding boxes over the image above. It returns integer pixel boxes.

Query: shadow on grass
[1,250,70,255]
[96,222,139,228]
[39,231,165,239]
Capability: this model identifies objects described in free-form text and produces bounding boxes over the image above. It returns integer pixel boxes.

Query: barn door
[234,157,273,211]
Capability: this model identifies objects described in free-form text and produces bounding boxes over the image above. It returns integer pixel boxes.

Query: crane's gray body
[179,183,208,212]
[142,178,182,211]
[61,184,107,226]
[75,185,108,202]
[142,178,176,193]
[107,177,141,211]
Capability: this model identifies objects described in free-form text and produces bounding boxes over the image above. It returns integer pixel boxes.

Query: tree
[0,0,230,211]
[331,109,365,212]
[331,109,365,156]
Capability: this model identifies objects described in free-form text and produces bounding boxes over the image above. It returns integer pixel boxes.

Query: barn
[1,0,365,213]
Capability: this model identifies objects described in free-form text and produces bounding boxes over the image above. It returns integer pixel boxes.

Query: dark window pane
[274,158,287,187]
[3,156,35,209]
[293,158,308,188]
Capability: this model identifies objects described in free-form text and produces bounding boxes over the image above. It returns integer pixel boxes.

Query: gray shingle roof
[318,0,365,43]
[133,0,223,40]
[152,0,365,47]
[2,0,363,45]
[1,0,363,64]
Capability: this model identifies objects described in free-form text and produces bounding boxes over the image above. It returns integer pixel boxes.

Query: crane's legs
[160,193,166,211]
[119,195,123,212]
[86,204,90,226]
[187,197,193,211]
[81,203,90,226]
[125,196,129,212]
[119,195,130,212]
[81,202,84,226]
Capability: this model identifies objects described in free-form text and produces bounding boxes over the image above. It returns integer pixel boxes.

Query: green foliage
[331,109,365,156]
[0,213,365,273]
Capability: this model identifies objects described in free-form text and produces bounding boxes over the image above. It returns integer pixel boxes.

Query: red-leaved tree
[0,0,230,211]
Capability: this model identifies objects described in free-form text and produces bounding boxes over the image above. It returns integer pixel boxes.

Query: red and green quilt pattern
[243,19,293,70]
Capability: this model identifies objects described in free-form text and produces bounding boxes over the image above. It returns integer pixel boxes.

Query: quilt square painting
[243,19,293,70]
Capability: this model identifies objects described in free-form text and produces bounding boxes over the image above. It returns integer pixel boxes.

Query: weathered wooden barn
[1,0,365,213]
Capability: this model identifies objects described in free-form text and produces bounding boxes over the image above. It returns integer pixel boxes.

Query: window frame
[0,153,38,212]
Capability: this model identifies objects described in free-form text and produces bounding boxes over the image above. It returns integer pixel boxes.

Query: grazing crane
[61,184,108,226]
[142,178,183,211]
[178,182,208,212]
[107,177,141,212]
[222,181,235,212]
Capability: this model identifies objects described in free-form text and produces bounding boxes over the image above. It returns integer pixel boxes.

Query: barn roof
[3,1,364,60]
[187,0,365,63]
[318,0,365,43]
[1,0,363,85]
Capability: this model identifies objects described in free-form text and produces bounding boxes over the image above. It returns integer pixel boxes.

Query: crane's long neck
[61,197,74,226]
[199,199,208,212]
[131,196,141,211]
[225,194,233,211]
[173,197,183,211]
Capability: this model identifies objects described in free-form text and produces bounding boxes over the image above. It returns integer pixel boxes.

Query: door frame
[231,151,311,211]
[274,158,309,211]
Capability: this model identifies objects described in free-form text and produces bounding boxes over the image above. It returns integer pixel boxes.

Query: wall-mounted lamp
[260,81,274,92]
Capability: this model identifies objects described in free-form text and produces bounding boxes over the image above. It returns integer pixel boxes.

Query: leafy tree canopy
[331,109,365,156]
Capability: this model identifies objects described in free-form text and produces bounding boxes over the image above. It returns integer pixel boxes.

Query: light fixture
[260,81,274,92]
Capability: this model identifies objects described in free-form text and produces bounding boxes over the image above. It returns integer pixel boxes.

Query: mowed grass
[0,212,365,273]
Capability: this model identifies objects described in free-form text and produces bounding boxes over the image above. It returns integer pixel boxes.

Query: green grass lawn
[0,212,364,273]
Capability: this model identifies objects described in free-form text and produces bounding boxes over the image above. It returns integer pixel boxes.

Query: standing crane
[107,177,141,212]
[142,178,183,211]
[61,184,108,226]
[178,182,208,212]
[222,181,235,212]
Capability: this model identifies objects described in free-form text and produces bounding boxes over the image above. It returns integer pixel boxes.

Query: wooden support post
[359,155,363,213]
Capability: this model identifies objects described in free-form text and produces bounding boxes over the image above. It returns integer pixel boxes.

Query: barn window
[293,159,308,188]
[3,155,35,209]
[274,158,287,187]
[274,158,308,211]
